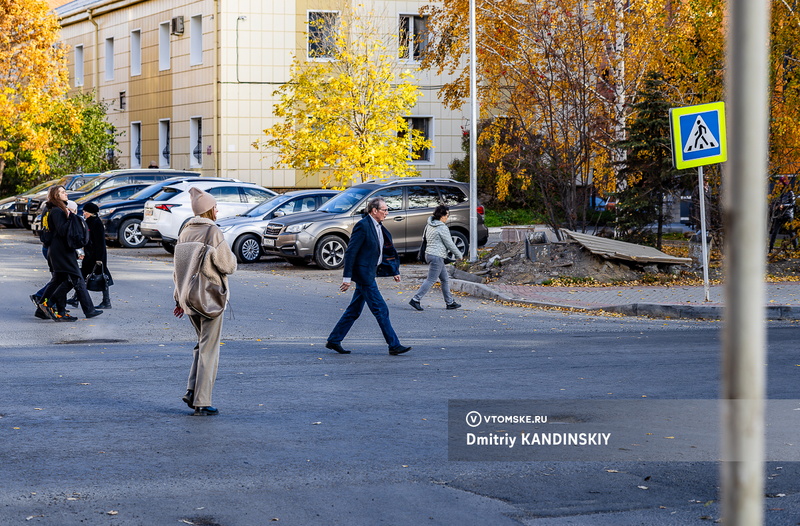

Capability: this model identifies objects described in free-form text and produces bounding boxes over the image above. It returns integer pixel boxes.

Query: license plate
[263,238,275,247]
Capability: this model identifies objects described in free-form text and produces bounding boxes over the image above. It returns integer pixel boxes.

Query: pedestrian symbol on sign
[684,115,719,153]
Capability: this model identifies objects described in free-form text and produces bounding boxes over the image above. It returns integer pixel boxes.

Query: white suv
[141,180,275,253]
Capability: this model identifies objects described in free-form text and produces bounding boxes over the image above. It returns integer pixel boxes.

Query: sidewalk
[451,226,800,320]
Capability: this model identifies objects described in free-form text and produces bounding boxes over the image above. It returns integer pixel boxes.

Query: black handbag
[417,226,428,262]
[86,262,109,291]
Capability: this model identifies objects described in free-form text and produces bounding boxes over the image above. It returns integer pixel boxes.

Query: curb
[450,279,800,320]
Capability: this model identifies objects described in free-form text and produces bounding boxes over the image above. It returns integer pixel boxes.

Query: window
[438,186,468,206]
[370,188,404,211]
[399,15,428,61]
[307,11,339,59]
[130,30,142,76]
[159,22,170,71]
[190,15,203,65]
[208,186,242,203]
[402,117,433,162]
[104,38,114,81]
[119,91,126,110]
[74,45,84,86]
[130,122,142,168]
[190,117,202,168]
[407,185,440,209]
[240,187,273,204]
[159,119,170,168]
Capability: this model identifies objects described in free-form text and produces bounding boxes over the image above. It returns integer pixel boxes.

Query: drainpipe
[213,0,221,177]
[88,8,99,91]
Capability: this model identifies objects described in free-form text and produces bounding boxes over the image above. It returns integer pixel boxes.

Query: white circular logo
[465,411,482,428]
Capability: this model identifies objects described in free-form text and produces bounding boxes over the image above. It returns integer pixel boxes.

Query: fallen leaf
[312,422,322,425]
[606,469,619,473]
[107,510,118,515]
[638,485,649,490]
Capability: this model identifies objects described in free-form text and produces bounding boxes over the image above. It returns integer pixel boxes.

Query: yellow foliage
[254,7,431,188]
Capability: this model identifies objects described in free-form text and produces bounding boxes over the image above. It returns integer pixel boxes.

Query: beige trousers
[187,313,224,407]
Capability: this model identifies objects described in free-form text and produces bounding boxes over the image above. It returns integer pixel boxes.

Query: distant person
[325,198,411,356]
[35,190,102,321]
[148,161,159,169]
[172,187,237,416]
[769,176,796,253]
[68,202,112,309]
[409,205,463,311]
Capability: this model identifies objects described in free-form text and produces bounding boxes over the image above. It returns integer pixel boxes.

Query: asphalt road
[1,229,798,525]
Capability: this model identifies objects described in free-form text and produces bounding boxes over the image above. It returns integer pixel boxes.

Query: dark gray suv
[261,178,488,269]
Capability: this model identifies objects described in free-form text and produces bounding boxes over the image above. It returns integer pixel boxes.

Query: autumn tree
[421,0,679,235]
[0,0,72,188]
[254,7,431,188]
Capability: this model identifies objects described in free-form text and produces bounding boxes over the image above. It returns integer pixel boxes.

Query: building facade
[55,0,467,190]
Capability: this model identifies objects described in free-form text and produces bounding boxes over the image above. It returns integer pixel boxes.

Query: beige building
[55,0,467,190]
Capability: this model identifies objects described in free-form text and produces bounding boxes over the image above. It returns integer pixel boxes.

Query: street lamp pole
[468,0,478,262]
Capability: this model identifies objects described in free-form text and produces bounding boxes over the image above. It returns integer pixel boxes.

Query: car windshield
[317,187,371,213]
[24,179,60,195]
[129,183,170,200]
[151,187,183,202]
[240,194,286,217]
[74,177,108,193]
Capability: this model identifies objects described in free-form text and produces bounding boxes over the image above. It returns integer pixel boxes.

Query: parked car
[97,177,237,248]
[141,180,276,253]
[14,173,99,228]
[261,178,488,269]
[65,169,200,201]
[0,195,19,227]
[217,189,338,263]
[2,179,60,228]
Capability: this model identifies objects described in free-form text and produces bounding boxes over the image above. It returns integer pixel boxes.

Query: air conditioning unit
[171,16,184,35]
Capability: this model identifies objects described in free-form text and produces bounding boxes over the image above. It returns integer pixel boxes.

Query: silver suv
[261,178,488,269]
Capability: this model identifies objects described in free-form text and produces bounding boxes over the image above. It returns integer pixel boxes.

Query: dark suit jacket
[343,214,399,284]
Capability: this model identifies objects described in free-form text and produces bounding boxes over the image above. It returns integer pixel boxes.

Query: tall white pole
[722,1,771,524]
[468,0,478,262]
[697,166,710,302]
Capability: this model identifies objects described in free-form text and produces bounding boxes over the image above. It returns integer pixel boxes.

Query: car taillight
[476,205,485,215]
[155,204,180,212]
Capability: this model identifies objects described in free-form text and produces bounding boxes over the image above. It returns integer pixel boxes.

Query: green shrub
[484,208,544,227]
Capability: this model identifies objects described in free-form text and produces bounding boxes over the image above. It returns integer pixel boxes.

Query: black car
[65,169,201,201]
[15,173,100,228]
[96,177,235,248]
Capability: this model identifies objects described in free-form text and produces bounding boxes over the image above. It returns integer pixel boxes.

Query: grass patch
[484,209,545,227]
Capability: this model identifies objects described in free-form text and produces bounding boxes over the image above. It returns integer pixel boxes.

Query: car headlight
[98,208,115,217]
[285,223,311,234]
[0,201,14,211]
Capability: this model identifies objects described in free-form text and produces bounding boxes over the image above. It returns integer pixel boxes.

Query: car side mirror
[274,210,286,218]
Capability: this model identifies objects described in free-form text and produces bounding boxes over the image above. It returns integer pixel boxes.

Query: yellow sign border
[669,101,727,170]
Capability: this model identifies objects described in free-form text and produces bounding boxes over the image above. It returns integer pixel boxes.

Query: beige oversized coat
[173,217,237,314]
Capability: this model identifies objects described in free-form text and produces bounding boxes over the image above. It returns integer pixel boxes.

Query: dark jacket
[47,206,81,277]
[343,214,399,284]
[82,214,111,280]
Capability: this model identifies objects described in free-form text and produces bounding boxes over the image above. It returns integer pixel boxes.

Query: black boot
[95,287,111,309]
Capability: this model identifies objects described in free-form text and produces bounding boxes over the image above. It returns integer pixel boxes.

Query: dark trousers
[769,217,796,252]
[328,279,401,349]
[41,273,93,316]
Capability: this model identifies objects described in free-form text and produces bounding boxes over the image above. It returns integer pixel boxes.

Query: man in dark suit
[326,198,411,356]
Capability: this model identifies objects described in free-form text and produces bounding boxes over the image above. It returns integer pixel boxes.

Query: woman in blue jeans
[409,205,464,311]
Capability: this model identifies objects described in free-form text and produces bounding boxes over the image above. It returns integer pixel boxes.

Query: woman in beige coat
[173,187,237,416]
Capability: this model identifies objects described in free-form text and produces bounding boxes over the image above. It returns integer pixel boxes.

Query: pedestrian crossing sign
[669,102,727,169]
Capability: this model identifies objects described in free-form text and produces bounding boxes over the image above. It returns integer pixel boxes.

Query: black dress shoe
[389,345,412,356]
[34,308,48,320]
[409,299,423,311]
[95,302,112,309]
[325,341,351,354]
[193,406,219,416]
[86,310,103,319]
[182,390,195,409]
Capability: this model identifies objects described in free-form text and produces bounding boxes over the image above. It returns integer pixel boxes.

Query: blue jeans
[412,254,454,305]
[328,278,401,349]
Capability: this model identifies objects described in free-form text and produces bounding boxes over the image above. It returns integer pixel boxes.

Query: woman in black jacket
[36,186,103,321]
[80,202,112,309]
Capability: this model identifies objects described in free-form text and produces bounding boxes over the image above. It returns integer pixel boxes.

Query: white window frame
[398,14,428,62]
[130,122,142,168]
[104,37,115,81]
[159,22,171,71]
[404,116,434,164]
[307,10,339,61]
[190,116,203,168]
[130,29,142,76]
[159,119,171,168]
[74,45,84,86]
[190,15,203,66]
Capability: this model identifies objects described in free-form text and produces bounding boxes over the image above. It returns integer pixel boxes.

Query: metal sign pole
[468,0,478,262]
[697,165,711,302]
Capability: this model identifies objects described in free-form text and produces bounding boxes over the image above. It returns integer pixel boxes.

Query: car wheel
[119,218,148,248]
[451,230,469,256]
[315,235,347,270]
[233,234,262,263]
[162,240,176,254]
